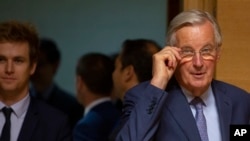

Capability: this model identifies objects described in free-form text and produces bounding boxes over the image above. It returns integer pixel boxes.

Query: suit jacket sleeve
[115,81,168,141]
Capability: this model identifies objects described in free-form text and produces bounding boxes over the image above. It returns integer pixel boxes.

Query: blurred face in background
[75,75,85,106]
[112,55,127,100]
[31,51,58,86]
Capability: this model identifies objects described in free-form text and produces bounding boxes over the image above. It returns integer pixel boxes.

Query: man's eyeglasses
[179,46,218,61]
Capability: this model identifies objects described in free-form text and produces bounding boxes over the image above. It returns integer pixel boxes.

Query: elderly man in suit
[0,21,72,141]
[114,9,250,141]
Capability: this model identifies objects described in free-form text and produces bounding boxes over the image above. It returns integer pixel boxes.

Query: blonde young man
[0,21,71,141]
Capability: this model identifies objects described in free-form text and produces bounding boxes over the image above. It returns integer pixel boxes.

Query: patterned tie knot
[190,97,205,110]
[2,107,12,119]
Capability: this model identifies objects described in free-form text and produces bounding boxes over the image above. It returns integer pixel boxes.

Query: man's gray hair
[166,9,222,47]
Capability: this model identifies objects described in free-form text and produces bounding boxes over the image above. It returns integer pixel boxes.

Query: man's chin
[189,80,210,90]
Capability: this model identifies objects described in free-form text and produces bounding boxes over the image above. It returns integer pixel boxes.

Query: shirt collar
[0,94,30,118]
[84,97,111,116]
[181,85,213,106]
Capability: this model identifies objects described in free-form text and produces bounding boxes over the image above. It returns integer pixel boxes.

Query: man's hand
[150,46,181,89]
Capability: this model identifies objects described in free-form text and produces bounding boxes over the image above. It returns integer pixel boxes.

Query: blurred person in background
[30,38,83,129]
[112,39,162,110]
[73,53,120,141]
[109,39,161,140]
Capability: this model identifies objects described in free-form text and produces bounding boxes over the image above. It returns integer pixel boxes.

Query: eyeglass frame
[179,45,219,60]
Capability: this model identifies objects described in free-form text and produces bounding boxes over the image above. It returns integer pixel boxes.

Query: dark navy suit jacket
[115,79,250,141]
[17,97,72,141]
[73,101,120,141]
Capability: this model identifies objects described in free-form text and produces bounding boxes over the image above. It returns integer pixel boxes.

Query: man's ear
[76,76,83,90]
[216,46,222,61]
[123,65,135,82]
[30,62,37,75]
[52,61,60,74]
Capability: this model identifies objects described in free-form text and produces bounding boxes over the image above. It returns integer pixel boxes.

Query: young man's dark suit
[115,79,250,141]
[17,95,72,141]
[30,84,83,128]
[43,84,83,128]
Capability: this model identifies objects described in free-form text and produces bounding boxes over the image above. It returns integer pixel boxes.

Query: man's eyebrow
[202,44,214,48]
[179,46,193,49]
[0,55,6,58]
[13,56,26,61]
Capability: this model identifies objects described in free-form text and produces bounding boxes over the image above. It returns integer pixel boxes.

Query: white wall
[0,0,167,95]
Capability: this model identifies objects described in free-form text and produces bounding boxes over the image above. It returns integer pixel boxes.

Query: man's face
[31,52,55,85]
[75,75,85,106]
[0,42,36,94]
[112,55,126,99]
[174,21,220,94]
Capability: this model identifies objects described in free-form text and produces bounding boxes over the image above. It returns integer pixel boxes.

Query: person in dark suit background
[30,38,83,129]
[0,21,72,141]
[109,39,162,140]
[73,53,120,141]
[112,39,161,108]
[114,10,250,141]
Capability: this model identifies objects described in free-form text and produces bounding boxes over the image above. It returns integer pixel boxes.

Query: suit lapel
[166,80,232,141]
[212,81,232,141]
[167,86,202,141]
[17,98,39,141]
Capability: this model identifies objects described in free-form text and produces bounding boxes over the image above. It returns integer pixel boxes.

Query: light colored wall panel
[216,0,250,92]
[183,0,216,15]
[0,0,166,94]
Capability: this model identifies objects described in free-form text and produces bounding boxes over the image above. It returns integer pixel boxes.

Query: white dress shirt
[0,94,30,141]
[181,85,222,141]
